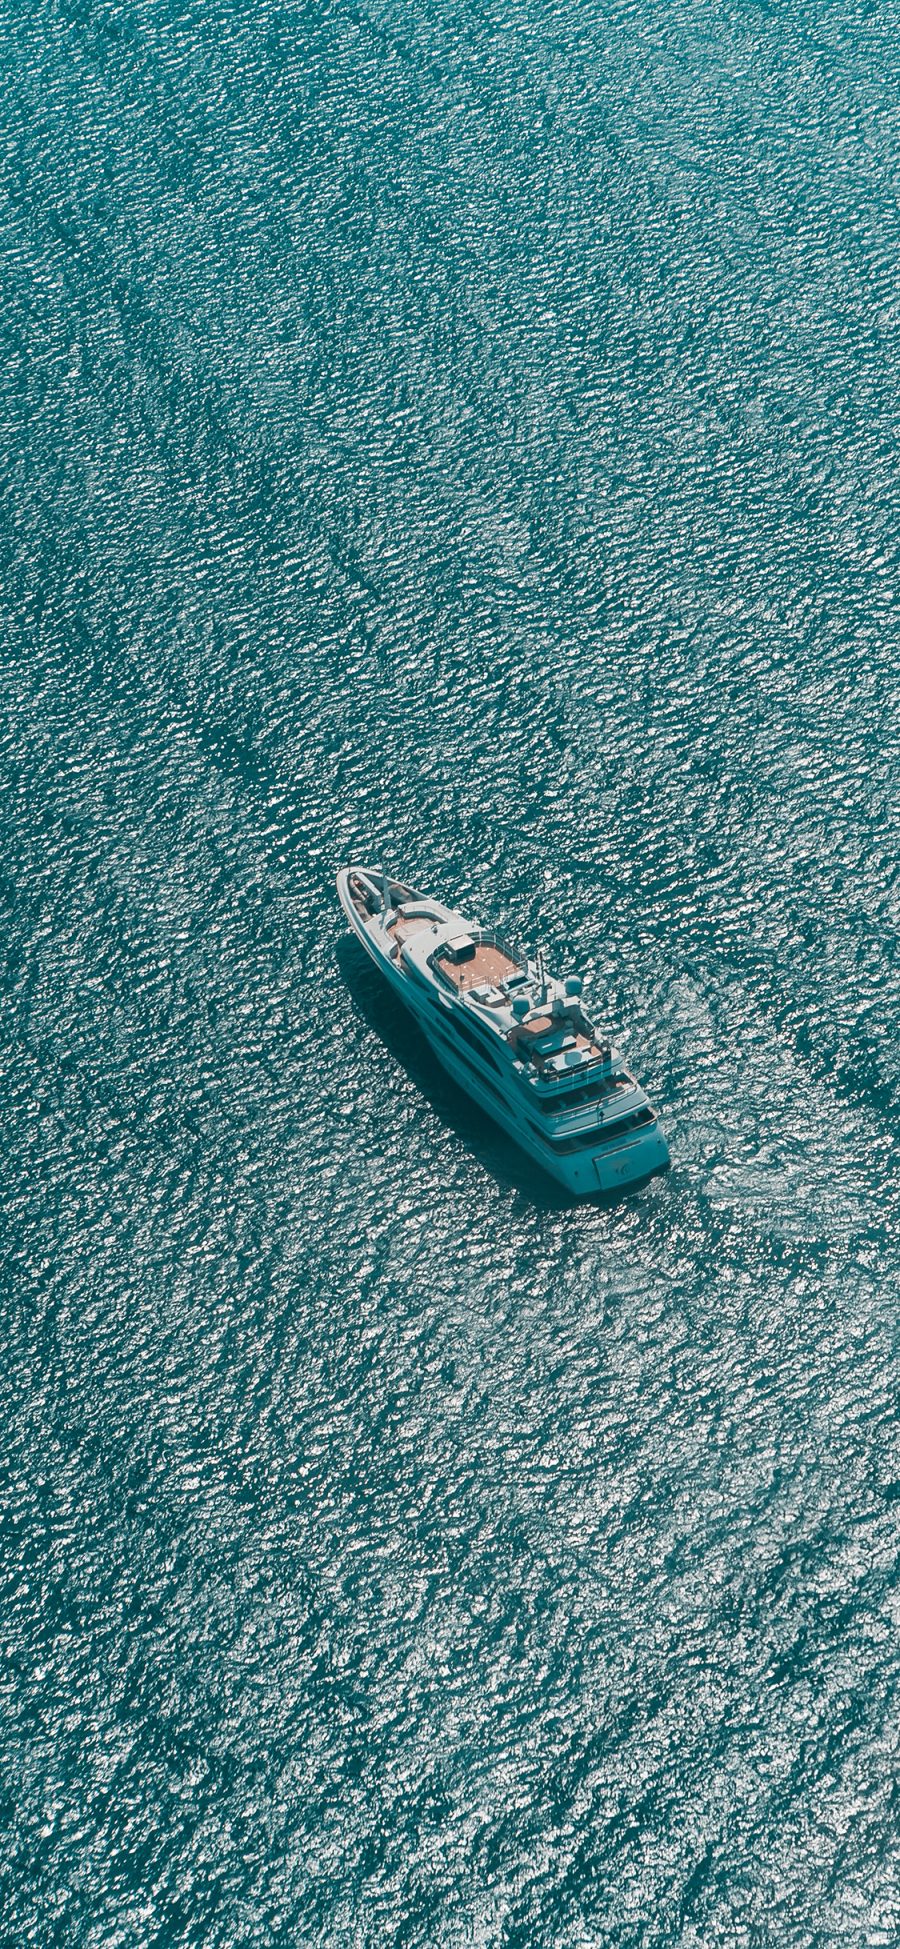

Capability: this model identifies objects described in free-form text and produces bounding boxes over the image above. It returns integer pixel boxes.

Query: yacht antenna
[381,864,392,914]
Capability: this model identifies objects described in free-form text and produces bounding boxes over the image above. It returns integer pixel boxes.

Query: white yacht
[337,865,670,1194]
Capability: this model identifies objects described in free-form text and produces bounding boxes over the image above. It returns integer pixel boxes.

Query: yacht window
[535,1072,630,1115]
[432,1019,503,1086]
[441,1010,502,1069]
[531,1104,654,1154]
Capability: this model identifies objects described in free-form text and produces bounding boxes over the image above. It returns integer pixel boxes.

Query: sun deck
[387,911,434,946]
[434,941,522,992]
[515,1014,594,1051]
[512,1012,612,1078]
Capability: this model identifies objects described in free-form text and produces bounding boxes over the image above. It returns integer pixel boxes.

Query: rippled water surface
[3,0,900,1941]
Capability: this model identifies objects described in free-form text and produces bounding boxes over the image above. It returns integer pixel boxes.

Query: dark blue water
[3,0,900,1940]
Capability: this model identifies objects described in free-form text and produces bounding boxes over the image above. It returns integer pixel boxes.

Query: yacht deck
[388,911,433,946]
[437,943,521,991]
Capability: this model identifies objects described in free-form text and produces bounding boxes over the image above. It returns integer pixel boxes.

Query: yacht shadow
[336,936,641,1212]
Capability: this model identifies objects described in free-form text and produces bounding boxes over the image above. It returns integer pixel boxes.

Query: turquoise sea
[3,0,900,1941]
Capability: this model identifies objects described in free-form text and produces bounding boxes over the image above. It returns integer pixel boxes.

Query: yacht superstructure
[337,865,670,1194]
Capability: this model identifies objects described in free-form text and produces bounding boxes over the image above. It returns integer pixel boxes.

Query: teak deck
[439,944,521,990]
[389,913,432,945]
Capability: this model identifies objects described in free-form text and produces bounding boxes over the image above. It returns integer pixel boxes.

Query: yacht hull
[337,867,669,1196]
